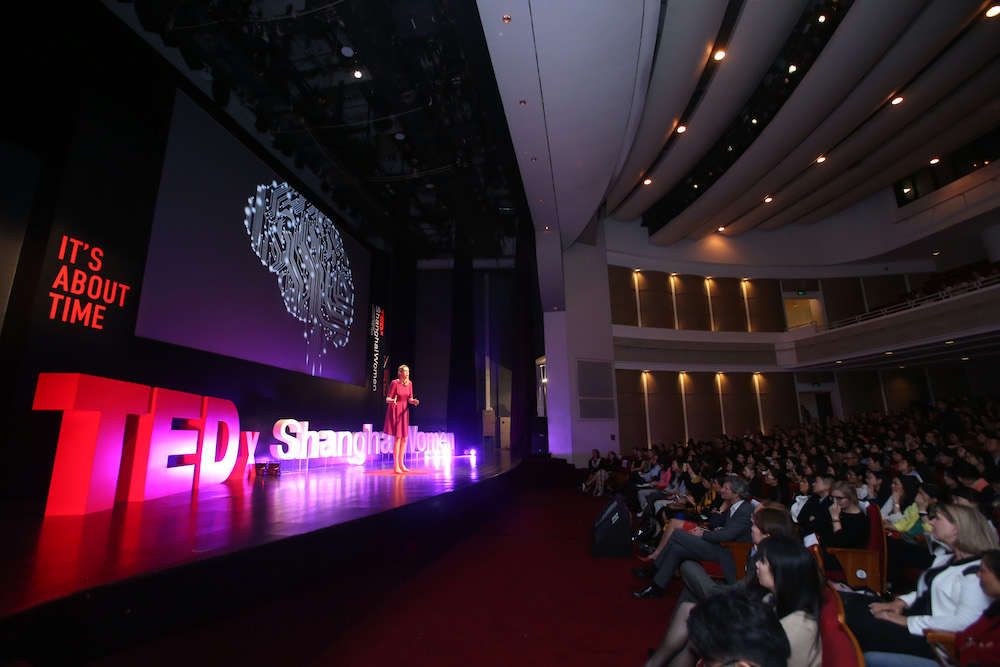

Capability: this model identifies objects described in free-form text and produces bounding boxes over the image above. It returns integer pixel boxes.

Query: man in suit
[796,474,834,543]
[632,475,754,598]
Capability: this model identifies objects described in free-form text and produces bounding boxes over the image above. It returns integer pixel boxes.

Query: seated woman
[790,477,811,522]
[591,450,620,496]
[882,474,920,531]
[885,482,950,591]
[823,480,869,569]
[642,507,801,667]
[580,448,602,493]
[755,537,824,667]
[863,548,1000,667]
[843,504,1000,659]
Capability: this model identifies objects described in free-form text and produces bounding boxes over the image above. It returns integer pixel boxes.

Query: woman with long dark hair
[756,537,823,667]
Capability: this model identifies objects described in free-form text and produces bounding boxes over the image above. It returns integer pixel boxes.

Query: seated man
[686,591,791,667]
[632,475,753,598]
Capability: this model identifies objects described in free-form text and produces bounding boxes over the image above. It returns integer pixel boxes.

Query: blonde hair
[829,480,859,506]
[937,504,1000,556]
[398,364,409,373]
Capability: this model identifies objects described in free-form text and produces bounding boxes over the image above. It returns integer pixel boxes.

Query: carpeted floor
[88,483,683,666]
[308,486,683,666]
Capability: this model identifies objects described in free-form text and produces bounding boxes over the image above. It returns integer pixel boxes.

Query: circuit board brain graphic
[244,182,354,354]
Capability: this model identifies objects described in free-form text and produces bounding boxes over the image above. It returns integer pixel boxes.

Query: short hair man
[632,475,753,597]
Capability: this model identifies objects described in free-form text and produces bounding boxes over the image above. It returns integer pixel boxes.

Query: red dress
[383,379,413,438]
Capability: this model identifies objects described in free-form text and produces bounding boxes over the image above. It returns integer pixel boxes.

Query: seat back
[819,584,864,667]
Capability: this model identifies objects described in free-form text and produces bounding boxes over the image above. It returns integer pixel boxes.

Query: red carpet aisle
[309,487,683,667]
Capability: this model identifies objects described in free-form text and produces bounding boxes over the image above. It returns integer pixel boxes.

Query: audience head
[756,537,824,622]
[932,503,1000,557]
[950,484,982,508]
[810,474,834,497]
[725,475,751,501]
[752,507,798,545]
[687,591,791,667]
[916,482,949,509]
[829,481,860,510]
[891,474,919,507]
[979,550,1000,599]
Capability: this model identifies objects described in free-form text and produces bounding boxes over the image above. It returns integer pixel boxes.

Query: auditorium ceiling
[101,0,1000,264]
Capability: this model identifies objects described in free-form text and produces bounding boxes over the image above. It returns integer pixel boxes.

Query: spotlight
[929,158,940,165]
[642,178,652,185]
[676,125,687,134]
[353,70,363,79]
[717,226,726,232]
[714,50,726,61]
[891,96,903,105]
[764,196,773,203]
[987,6,1000,18]
[816,156,826,164]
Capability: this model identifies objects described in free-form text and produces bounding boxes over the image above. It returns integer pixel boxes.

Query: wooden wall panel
[608,265,638,326]
[757,372,799,432]
[863,275,908,310]
[616,369,646,452]
[646,371,686,447]
[719,372,759,437]
[637,270,674,329]
[674,275,711,331]
[709,277,746,332]
[821,278,865,323]
[745,279,785,332]
[882,368,930,413]
[837,371,884,417]
[683,372,723,443]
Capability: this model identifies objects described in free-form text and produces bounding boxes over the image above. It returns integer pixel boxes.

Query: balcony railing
[788,273,1000,333]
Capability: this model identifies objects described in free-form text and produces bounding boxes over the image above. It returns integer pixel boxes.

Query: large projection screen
[136,93,371,385]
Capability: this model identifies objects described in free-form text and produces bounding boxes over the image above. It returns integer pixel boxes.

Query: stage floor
[0,450,516,620]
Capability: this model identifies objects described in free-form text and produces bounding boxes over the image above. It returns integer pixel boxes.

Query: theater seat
[820,583,864,667]
[826,502,886,594]
[697,542,753,581]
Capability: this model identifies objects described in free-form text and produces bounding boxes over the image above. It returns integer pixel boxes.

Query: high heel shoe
[636,554,655,563]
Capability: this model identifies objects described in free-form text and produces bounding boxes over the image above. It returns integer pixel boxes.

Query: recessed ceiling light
[788,64,797,74]
[764,196,773,203]
[714,50,726,61]
[676,125,687,134]
[885,351,893,355]
[930,158,940,165]
[902,187,911,193]
[751,118,758,125]
[932,251,940,256]
[633,268,641,273]
[945,340,955,345]
[815,156,826,164]
[693,184,698,189]
[519,100,526,106]
[341,46,355,58]
[503,14,512,23]
[394,132,406,140]
[353,70,363,79]
[642,178,653,186]
[961,356,971,361]
[818,14,827,23]
[891,96,903,105]
[530,157,537,162]
[717,226,726,232]
[836,360,843,364]
[987,5,1000,18]
[899,366,905,369]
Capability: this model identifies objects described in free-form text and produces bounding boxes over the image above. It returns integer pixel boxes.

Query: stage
[0,450,520,664]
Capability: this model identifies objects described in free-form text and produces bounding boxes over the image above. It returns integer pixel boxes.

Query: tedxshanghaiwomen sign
[32,373,454,516]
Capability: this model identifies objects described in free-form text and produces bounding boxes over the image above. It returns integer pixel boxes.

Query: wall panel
[683,372,723,443]
[646,371,686,448]
[709,277,745,332]
[674,275,711,331]
[615,369,646,452]
[837,371,884,417]
[821,278,865,323]
[927,366,971,402]
[757,372,798,432]
[746,279,785,332]
[863,275,907,310]
[637,270,674,329]
[608,265,638,326]
[882,368,930,413]
[719,372,758,437]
